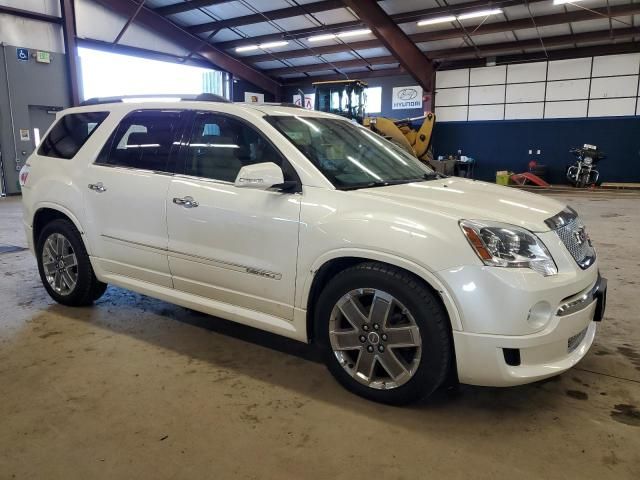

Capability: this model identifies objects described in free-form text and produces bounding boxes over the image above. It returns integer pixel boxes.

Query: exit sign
[36,51,51,64]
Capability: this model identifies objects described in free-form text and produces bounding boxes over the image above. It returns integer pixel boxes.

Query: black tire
[315,262,452,405]
[36,218,107,306]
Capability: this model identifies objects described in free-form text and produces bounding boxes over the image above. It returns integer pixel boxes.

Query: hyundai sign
[392,85,423,110]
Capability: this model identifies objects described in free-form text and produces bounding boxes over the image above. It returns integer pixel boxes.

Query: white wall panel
[468,104,504,121]
[589,75,638,98]
[469,65,506,86]
[436,54,640,121]
[507,62,547,83]
[544,100,588,118]
[0,0,59,15]
[504,103,544,120]
[435,69,469,88]
[592,53,640,77]
[547,58,592,80]
[506,82,546,103]
[76,0,188,56]
[546,79,590,101]
[435,106,468,121]
[588,98,636,117]
[469,85,505,105]
[0,14,64,52]
[435,88,468,106]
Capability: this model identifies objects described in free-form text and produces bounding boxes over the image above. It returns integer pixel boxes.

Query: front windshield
[266,116,435,190]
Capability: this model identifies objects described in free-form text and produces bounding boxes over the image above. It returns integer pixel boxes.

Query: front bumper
[452,298,598,386]
[439,261,606,387]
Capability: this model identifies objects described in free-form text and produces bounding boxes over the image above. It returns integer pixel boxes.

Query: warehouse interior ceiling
[77,0,640,93]
[1,0,639,95]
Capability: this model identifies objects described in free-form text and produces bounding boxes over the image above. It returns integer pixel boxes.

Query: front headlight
[460,220,557,276]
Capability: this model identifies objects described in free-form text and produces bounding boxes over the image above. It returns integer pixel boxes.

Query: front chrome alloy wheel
[41,233,78,296]
[329,288,422,390]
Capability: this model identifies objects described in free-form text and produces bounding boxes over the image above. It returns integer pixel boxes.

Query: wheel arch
[302,249,463,343]
[32,203,91,255]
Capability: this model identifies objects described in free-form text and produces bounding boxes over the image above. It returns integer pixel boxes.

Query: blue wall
[430,117,640,184]
[232,78,275,103]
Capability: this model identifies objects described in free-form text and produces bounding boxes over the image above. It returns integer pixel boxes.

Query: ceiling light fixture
[456,9,503,20]
[307,33,336,42]
[337,28,371,38]
[236,45,260,52]
[417,15,457,26]
[258,41,289,49]
[417,9,503,27]
[235,41,289,52]
[308,29,371,42]
[552,0,584,4]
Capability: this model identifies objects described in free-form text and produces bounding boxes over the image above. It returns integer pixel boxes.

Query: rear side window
[38,112,109,159]
[96,110,184,173]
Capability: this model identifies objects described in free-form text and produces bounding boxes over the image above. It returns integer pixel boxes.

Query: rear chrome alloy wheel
[41,233,78,296]
[329,288,422,390]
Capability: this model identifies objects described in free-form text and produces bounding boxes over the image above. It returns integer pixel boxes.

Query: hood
[355,178,565,232]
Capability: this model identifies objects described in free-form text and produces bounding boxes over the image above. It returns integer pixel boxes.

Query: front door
[166,111,301,319]
[82,109,187,287]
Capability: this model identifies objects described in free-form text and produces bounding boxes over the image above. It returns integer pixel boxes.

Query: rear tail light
[19,163,30,187]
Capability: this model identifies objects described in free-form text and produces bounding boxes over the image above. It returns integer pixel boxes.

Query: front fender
[298,247,463,332]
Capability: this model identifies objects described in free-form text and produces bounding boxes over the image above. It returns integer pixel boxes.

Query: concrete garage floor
[0,193,639,480]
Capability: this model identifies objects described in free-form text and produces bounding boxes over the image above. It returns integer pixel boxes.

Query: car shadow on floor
[39,285,581,419]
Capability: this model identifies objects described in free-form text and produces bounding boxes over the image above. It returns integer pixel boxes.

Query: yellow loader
[309,79,435,163]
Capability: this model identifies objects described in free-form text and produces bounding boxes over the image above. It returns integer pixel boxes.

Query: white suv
[20,97,607,404]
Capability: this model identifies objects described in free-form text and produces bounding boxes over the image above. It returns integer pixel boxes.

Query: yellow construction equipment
[311,79,435,163]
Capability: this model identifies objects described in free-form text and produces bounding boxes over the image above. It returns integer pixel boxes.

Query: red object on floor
[510,172,550,187]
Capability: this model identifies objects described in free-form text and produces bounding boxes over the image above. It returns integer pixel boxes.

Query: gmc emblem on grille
[573,226,589,246]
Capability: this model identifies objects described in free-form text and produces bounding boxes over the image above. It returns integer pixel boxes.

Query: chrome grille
[546,208,596,269]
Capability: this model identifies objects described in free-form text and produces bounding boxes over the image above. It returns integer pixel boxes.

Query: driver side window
[184,112,292,183]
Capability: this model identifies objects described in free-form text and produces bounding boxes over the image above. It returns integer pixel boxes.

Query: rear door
[166,111,301,320]
[82,109,187,287]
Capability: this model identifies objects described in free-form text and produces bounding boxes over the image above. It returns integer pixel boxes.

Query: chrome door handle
[88,182,107,193]
[173,196,199,208]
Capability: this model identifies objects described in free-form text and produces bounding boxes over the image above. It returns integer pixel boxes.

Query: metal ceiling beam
[154,1,231,17]
[426,28,638,60]
[113,0,146,44]
[410,3,640,43]
[214,0,544,50]
[268,28,638,77]
[92,0,281,95]
[269,55,396,76]
[283,67,406,85]
[282,41,640,85]
[60,0,81,106]
[340,0,434,90]
[187,0,344,34]
[244,3,640,63]
[0,4,62,24]
[437,41,640,70]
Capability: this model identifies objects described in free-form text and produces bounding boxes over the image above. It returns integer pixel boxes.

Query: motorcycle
[566,144,605,188]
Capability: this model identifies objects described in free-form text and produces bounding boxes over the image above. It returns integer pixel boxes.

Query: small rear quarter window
[38,111,109,159]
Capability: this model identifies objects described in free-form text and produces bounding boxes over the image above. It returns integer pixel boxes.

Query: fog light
[527,301,552,329]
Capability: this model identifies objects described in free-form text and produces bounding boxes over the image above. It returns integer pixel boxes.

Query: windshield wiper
[340,173,444,191]
[423,172,444,180]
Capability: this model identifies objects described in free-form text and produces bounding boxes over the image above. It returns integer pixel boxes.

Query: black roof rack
[80,93,231,106]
